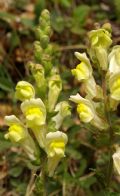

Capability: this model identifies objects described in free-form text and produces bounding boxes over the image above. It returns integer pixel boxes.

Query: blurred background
[0,0,120,195]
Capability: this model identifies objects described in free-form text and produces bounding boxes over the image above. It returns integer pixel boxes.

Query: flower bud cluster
[33,9,53,75]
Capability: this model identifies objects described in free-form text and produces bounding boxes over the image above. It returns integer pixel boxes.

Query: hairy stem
[40,151,47,196]
[102,71,114,188]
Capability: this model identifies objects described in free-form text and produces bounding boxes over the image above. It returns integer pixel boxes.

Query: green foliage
[0,64,14,92]
[114,0,120,20]
[70,5,90,34]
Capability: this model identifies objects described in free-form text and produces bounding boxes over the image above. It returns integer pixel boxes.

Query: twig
[25,170,36,196]
[59,44,87,51]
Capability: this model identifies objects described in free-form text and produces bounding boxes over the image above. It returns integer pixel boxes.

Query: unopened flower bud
[34,41,43,62]
[15,81,35,102]
[39,9,50,28]
[95,47,108,70]
[88,28,112,49]
[48,75,62,112]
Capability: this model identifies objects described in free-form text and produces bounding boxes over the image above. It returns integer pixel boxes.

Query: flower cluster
[4,9,70,177]
[5,80,70,176]
[70,24,120,175]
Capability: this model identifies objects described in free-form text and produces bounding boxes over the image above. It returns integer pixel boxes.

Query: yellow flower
[109,72,120,101]
[113,148,120,175]
[70,93,95,123]
[46,131,68,177]
[21,98,46,148]
[4,115,39,161]
[71,52,92,81]
[77,103,94,123]
[4,115,27,142]
[109,46,120,74]
[88,28,112,49]
[21,98,46,128]
[15,81,35,101]
[70,93,108,130]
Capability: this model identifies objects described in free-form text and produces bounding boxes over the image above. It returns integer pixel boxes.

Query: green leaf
[21,18,34,28]
[70,5,90,34]
[75,159,87,177]
[9,166,23,177]
[60,0,71,7]
[73,5,90,25]
[35,0,46,22]
[0,64,14,92]
[0,132,12,152]
[0,11,15,22]
[66,146,82,160]
[9,31,20,51]
[78,175,97,189]
[51,12,65,33]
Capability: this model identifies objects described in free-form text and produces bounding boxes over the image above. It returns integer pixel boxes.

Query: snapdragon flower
[15,81,35,101]
[108,46,120,74]
[4,115,39,161]
[70,93,108,130]
[72,52,92,81]
[45,131,68,177]
[113,148,120,175]
[21,98,46,128]
[109,72,120,101]
[21,98,46,148]
[72,52,97,98]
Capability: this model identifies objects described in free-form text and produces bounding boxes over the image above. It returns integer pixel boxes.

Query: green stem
[106,118,114,188]
[40,151,47,196]
[102,71,114,189]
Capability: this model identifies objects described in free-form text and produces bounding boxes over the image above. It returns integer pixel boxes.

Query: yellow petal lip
[72,62,90,81]
[21,98,46,118]
[77,103,94,123]
[4,115,27,143]
[46,131,68,158]
[46,131,68,145]
[72,52,92,82]
[21,98,46,128]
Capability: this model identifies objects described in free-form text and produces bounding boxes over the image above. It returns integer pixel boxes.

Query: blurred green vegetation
[1,0,120,195]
